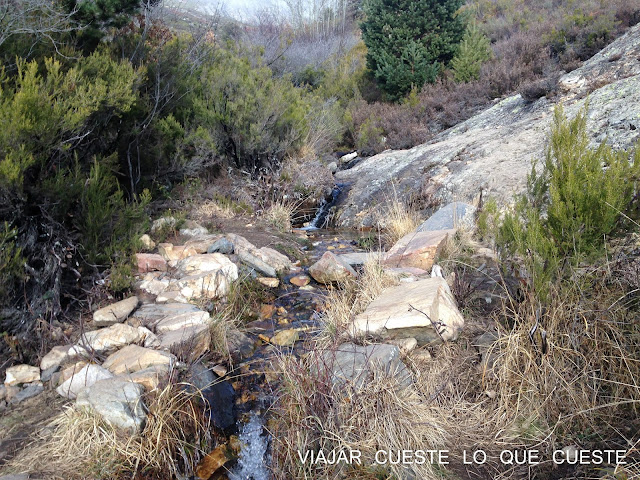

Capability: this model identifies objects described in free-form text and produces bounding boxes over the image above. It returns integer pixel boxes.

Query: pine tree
[360,0,465,100]
[451,22,492,83]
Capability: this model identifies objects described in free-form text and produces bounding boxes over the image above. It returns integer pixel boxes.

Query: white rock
[40,344,87,371]
[76,378,146,432]
[4,365,40,386]
[79,323,146,353]
[93,296,138,327]
[139,234,156,250]
[102,345,176,375]
[56,364,113,399]
[155,311,211,333]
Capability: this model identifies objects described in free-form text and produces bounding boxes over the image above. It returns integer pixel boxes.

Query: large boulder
[352,277,464,345]
[316,343,412,389]
[308,251,357,284]
[175,254,238,300]
[56,364,113,399]
[382,230,453,271]
[416,202,476,232]
[76,378,146,432]
[93,296,139,327]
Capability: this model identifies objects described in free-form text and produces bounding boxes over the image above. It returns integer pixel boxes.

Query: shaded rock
[353,277,464,345]
[135,253,167,273]
[4,385,20,402]
[270,329,299,347]
[40,365,60,383]
[4,365,40,386]
[387,337,418,355]
[40,345,86,371]
[139,234,155,250]
[184,234,224,254]
[102,345,176,375]
[225,329,255,362]
[189,363,235,431]
[417,202,476,232]
[207,237,234,255]
[257,277,279,288]
[316,343,412,389]
[10,382,44,404]
[56,364,113,399]
[76,378,146,432]
[158,243,198,262]
[155,311,210,333]
[289,275,310,287]
[120,365,170,391]
[382,230,453,271]
[308,251,357,284]
[157,324,211,360]
[337,252,383,266]
[93,296,138,327]
[79,323,146,353]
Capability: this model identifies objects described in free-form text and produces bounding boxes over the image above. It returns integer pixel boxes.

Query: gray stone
[10,382,44,404]
[337,252,383,266]
[417,202,476,232]
[40,365,59,383]
[131,303,201,328]
[0,474,31,480]
[308,251,358,284]
[56,364,113,399]
[317,343,412,389]
[225,329,255,362]
[179,220,208,237]
[207,238,234,255]
[327,161,338,174]
[237,250,276,277]
[93,296,139,327]
[157,325,211,360]
[76,378,146,432]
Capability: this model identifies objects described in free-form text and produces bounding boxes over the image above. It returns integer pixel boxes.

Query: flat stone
[227,233,292,275]
[237,250,276,277]
[382,229,454,271]
[158,243,198,262]
[207,237,234,255]
[176,253,235,275]
[131,302,202,327]
[93,296,138,327]
[119,365,170,391]
[155,290,190,304]
[270,329,299,347]
[257,277,279,288]
[10,382,44,404]
[40,344,87,371]
[4,365,40,386]
[102,345,176,375]
[76,378,146,432]
[308,251,357,284]
[157,324,211,360]
[417,202,476,232]
[317,343,412,389]
[135,253,167,273]
[337,252,383,266]
[155,311,210,333]
[289,275,310,287]
[79,323,146,353]
[56,364,113,399]
[352,277,464,345]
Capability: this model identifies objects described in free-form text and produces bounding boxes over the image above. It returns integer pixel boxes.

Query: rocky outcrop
[335,24,640,227]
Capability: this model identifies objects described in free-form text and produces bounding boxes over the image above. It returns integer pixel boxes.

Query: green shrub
[496,105,640,294]
[451,22,492,83]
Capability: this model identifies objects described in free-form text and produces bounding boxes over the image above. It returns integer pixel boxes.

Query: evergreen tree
[451,22,492,83]
[360,0,465,100]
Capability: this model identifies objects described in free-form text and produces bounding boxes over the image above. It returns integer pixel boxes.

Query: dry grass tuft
[6,382,211,479]
[376,199,421,248]
[263,199,296,233]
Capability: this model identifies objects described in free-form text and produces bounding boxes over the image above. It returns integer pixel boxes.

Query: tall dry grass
[376,198,422,249]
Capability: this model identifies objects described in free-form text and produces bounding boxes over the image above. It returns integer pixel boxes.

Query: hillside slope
[335,23,640,227]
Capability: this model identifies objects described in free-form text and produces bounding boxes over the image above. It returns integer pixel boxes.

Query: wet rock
[139,234,155,250]
[196,444,230,479]
[289,274,310,287]
[257,277,279,288]
[155,311,210,333]
[225,329,255,362]
[56,364,113,399]
[308,251,357,284]
[76,378,146,432]
[158,243,198,262]
[352,277,464,345]
[135,253,167,273]
[40,344,87,372]
[157,324,211,360]
[79,323,146,353]
[93,296,138,327]
[383,229,453,271]
[102,345,176,375]
[4,365,40,386]
[317,343,412,389]
[270,329,299,347]
[207,238,234,255]
[417,202,476,232]
[189,364,235,431]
